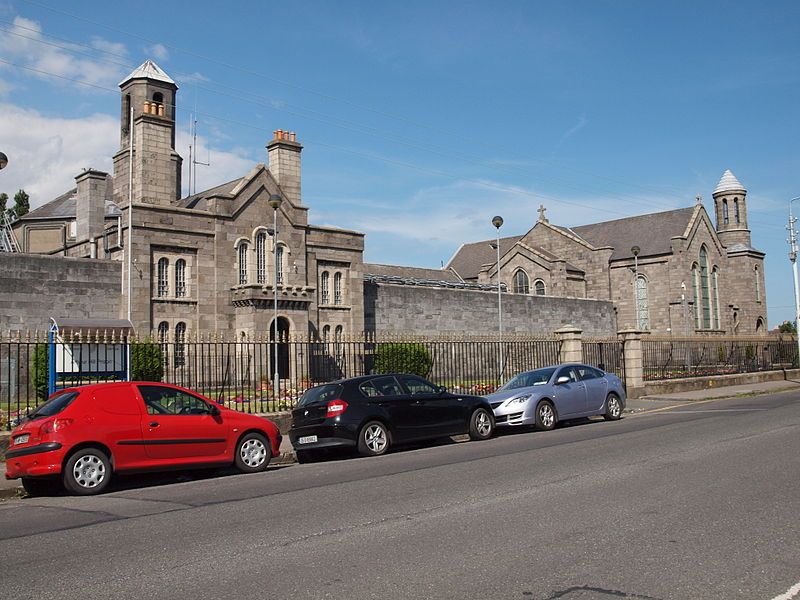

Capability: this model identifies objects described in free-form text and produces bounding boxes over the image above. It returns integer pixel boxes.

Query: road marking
[770,581,800,600]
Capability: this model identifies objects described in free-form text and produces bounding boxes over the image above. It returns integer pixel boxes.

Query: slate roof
[714,169,745,194]
[570,207,696,260]
[364,263,462,282]
[19,174,118,221]
[445,235,524,280]
[176,178,244,210]
[120,59,176,87]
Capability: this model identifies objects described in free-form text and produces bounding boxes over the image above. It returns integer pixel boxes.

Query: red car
[5,381,282,496]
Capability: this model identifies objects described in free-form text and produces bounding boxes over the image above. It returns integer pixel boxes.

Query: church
[9,60,767,339]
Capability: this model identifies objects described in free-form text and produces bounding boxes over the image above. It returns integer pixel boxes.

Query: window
[399,375,437,396]
[256,232,267,284]
[635,275,649,330]
[174,322,186,367]
[691,263,700,328]
[699,247,712,329]
[138,385,214,416]
[334,325,343,359]
[513,270,529,294]
[123,94,131,134]
[722,199,729,225]
[362,376,403,397]
[712,268,721,329]
[157,321,169,366]
[755,266,761,302]
[321,324,330,342]
[152,92,164,104]
[238,243,248,285]
[321,271,330,304]
[67,220,77,239]
[334,272,343,305]
[157,257,169,297]
[734,198,740,224]
[534,279,546,296]
[175,259,186,297]
[276,245,284,285]
[756,317,764,333]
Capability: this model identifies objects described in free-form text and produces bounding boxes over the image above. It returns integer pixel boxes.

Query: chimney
[75,169,108,244]
[266,130,302,205]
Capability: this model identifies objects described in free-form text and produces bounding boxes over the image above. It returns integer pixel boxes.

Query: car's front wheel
[63,448,111,495]
[604,393,623,421]
[468,407,494,440]
[357,421,389,457]
[235,432,271,473]
[535,400,557,431]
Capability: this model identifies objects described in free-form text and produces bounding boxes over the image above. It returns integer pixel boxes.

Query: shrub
[31,343,49,401]
[131,341,164,382]
[373,343,432,377]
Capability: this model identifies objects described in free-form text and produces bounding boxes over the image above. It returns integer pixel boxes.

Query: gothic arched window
[322,324,330,342]
[334,272,343,305]
[321,271,330,305]
[722,199,729,225]
[756,317,765,333]
[238,243,248,285]
[513,270,530,294]
[755,266,761,302]
[734,198,740,224]
[691,263,700,329]
[256,231,267,284]
[157,321,169,366]
[175,259,186,298]
[635,275,650,330]
[712,267,721,329]
[699,247,712,329]
[276,245,284,285]
[157,257,169,297]
[174,322,186,367]
[534,279,546,296]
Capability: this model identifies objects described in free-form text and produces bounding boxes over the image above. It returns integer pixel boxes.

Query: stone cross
[537,204,548,223]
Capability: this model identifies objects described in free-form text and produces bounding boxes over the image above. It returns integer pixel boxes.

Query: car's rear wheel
[235,432,271,473]
[357,421,389,457]
[604,393,622,421]
[535,400,557,431]
[21,477,60,497]
[63,448,111,495]
[468,407,494,440]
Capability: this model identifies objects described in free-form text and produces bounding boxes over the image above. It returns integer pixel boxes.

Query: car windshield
[499,368,556,391]
[298,384,343,407]
[27,390,80,420]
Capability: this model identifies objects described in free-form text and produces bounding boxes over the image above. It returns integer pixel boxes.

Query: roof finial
[695,194,702,205]
[537,203,548,223]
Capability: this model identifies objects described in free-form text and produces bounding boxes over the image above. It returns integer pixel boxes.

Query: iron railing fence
[582,339,625,384]
[642,336,798,380]
[0,331,562,430]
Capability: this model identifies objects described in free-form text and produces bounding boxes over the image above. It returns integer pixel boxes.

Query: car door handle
[149,421,160,428]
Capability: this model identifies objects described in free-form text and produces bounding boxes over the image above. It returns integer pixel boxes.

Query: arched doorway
[269,317,290,380]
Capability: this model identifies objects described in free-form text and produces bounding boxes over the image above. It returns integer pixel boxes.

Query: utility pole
[788,197,800,366]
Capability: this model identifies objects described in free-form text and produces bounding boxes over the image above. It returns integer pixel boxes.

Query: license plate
[298,435,318,444]
[14,434,29,445]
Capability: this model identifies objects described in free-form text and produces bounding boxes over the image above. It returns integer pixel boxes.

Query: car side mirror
[556,376,570,385]
[210,404,221,416]
[437,385,447,394]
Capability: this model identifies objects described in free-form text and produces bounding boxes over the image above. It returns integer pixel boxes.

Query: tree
[13,189,29,218]
[778,320,797,335]
[0,192,7,214]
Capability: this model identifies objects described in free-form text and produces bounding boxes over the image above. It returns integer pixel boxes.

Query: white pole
[126,103,134,381]
[789,198,800,365]
[273,204,279,401]
[491,215,504,384]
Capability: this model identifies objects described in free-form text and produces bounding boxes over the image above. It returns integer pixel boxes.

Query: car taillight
[326,400,348,418]
[40,418,74,434]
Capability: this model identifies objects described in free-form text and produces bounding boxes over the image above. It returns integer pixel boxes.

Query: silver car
[485,363,626,430]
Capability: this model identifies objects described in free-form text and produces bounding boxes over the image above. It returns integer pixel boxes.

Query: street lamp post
[0,152,8,170]
[268,193,283,401]
[788,197,800,365]
[492,215,504,383]
[631,245,640,329]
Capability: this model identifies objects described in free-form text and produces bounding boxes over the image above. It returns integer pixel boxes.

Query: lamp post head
[631,245,640,257]
[0,152,7,170]
[492,215,503,229]
[268,194,283,210]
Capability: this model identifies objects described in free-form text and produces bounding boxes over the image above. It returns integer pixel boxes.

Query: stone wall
[365,283,617,337]
[0,253,122,332]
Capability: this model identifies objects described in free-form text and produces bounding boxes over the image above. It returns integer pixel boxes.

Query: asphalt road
[0,392,798,600]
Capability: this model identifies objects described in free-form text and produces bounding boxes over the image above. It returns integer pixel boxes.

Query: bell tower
[112,60,182,206]
[712,169,751,248]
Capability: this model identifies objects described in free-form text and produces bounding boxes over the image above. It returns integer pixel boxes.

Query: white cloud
[146,43,169,61]
[0,16,127,89]
[175,127,255,196]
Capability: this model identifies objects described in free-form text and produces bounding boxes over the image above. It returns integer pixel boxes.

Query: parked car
[289,374,495,461]
[5,381,282,496]
[485,364,625,430]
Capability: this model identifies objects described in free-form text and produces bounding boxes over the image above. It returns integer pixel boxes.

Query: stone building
[446,176,767,335]
[7,59,767,343]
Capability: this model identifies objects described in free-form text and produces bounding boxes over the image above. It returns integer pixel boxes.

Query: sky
[0,0,798,327]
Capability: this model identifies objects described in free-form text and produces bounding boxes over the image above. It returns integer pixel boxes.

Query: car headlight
[506,394,532,405]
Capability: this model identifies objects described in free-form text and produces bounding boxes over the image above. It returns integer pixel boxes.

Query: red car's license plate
[14,434,30,445]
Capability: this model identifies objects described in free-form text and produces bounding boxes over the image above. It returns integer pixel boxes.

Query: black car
[289,374,495,461]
